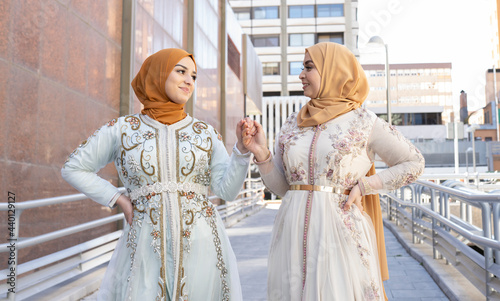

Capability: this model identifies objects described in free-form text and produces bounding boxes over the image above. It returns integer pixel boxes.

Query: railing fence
[0,178,265,301]
[382,179,500,300]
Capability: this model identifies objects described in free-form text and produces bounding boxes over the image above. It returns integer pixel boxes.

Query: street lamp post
[466,124,479,173]
[368,36,391,125]
[466,147,473,175]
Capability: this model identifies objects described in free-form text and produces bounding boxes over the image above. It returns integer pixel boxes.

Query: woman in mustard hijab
[243,42,425,300]
[62,48,253,300]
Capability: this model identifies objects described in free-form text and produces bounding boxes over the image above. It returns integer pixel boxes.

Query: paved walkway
[227,204,449,301]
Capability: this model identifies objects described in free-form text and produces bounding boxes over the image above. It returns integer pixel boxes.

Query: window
[289,33,315,47]
[264,91,281,96]
[289,91,304,96]
[377,113,442,125]
[289,5,314,18]
[251,35,279,47]
[289,61,303,75]
[317,33,344,44]
[317,4,344,17]
[233,8,250,20]
[263,62,280,75]
[252,6,279,19]
[227,36,240,78]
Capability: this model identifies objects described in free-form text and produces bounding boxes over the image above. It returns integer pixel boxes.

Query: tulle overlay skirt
[268,190,384,301]
[97,211,242,301]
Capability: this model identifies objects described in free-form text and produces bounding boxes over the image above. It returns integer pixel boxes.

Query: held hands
[116,194,134,226]
[344,185,363,212]
[236,117,255,153]
[240,119,269,161]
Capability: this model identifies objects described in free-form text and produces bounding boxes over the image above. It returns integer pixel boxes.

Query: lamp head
[368,36,385,46]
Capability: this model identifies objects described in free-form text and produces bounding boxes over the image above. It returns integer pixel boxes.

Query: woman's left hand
[344,185,363,212]
[236,117,254,153]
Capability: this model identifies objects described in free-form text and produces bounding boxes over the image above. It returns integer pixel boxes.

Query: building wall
[0,0,123,268]
[229,0,357,96]
[363,63,453,124]
[485,69,500,106]
[0,0,261,271]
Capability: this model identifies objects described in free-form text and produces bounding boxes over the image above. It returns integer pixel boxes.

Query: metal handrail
[0,177,265,301]
[382,179,500,299]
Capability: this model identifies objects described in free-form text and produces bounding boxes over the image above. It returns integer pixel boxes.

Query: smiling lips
[180,87,190,93]
[302,83,309,90]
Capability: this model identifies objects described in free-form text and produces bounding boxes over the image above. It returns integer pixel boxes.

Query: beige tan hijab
[297,42,369,127]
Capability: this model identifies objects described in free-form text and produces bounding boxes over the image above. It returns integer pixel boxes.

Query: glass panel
[266,7,278,19]
[289,6,301,18]
[317,4,344,17]
[267,36,279,47]
[253,6,278,19]
[303,34,314,46]
[289,5,314,18]
[289,34,301,46]
[263,62,280,75]
[303,6,314,18]
[253,7,266,19]
[289,61,302,75]
[252,36,279,47]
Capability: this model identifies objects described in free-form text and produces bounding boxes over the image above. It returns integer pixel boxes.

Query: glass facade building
[0,0,261,267]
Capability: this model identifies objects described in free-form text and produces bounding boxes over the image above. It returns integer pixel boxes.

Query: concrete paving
[227,204,450,301]
[80,203,457,301]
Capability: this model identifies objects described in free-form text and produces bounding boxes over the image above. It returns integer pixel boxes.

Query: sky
[358,0,495,113]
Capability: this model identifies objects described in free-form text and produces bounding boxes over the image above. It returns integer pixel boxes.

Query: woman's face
[299,52,321,98]
[165,56,197,104]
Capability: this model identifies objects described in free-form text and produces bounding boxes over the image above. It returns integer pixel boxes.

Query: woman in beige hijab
[243,42,424,300]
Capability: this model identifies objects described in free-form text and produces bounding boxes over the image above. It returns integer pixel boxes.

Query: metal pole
[472,130,476,173]
[494,65,499,141]
[454,121,459,174]
[385,44,391,125]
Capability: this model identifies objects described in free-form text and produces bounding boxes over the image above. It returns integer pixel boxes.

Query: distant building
[229,0,359,96]
[363,63,453,125]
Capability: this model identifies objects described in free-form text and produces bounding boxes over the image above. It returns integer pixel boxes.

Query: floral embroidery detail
[127,155,141,173]
[121,166,128,178]
[107,118,117,127]
[150,230,160,240]
[194,170,211,186]
[205,206,213,217]
[124,115,141,130]
[338,200,370,268]
[183,229,191,238]
[179,131,191,141]
[193,122,208,130]
[128,117,140,126]
[142,130,155,140]
[388,172,419,188]
[278,113,309,158]
[378,118,425,190]
[364,281,381,301]
[289,163,306,182]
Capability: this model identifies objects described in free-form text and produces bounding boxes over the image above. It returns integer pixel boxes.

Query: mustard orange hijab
[297,43,390,285]
[131,48,196,125]
[297,42,369,127]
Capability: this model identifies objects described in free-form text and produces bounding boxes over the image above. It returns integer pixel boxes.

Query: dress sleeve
[361,118,425,195]
[61,120,121,207]
[209,129,251,202]
[256,129,289,198]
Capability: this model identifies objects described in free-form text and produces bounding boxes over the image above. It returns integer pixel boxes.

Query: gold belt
[289,184,351,195]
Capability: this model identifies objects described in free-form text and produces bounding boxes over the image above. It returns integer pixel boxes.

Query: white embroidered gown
[259,108,425,301]
[62,114,250,301]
